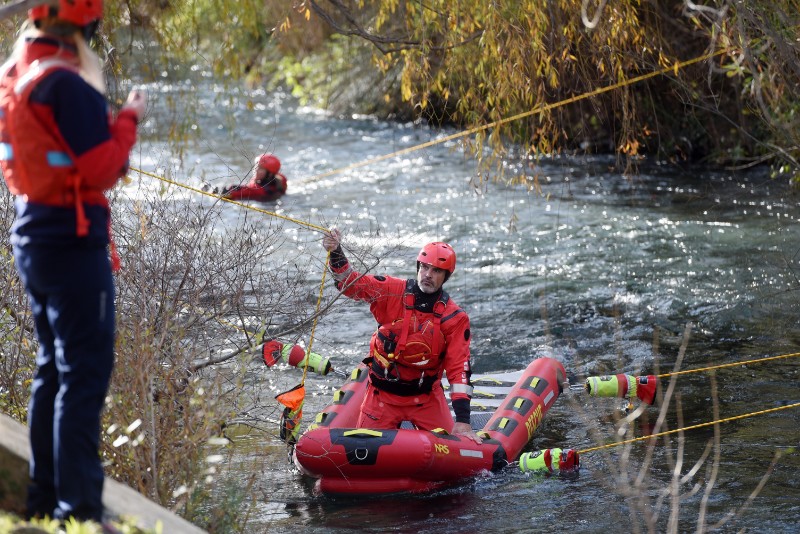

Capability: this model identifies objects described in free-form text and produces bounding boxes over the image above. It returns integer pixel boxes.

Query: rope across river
[123,44,798,461]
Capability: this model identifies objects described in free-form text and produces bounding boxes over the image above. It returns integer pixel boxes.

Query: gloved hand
[322,228,342,252]
[122,89,148,123]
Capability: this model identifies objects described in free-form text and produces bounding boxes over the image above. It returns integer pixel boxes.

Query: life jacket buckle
[384,361,400,382]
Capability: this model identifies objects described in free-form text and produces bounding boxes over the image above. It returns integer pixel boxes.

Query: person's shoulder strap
[14,58,78,97]
[392,279,417,356]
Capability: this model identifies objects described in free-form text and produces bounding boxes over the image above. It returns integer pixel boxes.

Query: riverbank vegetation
[0,511,158,533]
[92,0,800,184]
[0,186,309,530]
[299,1,799,180]
[0,1,797,531]
[4,2,793,180]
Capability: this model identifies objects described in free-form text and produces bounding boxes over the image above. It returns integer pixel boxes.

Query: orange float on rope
[276,383,305,445]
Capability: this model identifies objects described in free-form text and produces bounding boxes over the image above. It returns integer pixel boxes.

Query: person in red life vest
[220,152,287,202]
[0,0,146,524]
[322,229,482,444]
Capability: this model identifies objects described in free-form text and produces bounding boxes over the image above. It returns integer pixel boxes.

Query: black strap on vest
[366,357,439,396]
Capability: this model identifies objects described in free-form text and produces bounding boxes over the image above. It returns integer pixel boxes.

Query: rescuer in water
[220,152,287,202]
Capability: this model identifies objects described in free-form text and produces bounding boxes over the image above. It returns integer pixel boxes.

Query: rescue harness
[368,279,454,396]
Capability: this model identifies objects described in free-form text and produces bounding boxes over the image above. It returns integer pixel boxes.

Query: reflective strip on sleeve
[14,58,76,95]
[450,383,473,396]
[332,266,353,283]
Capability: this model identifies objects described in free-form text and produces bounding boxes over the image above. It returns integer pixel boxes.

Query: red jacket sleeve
[441,304,473,422]
[73,108,138,191]
[330,259,406,307]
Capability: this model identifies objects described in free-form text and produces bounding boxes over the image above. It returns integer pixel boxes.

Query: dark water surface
[134,84,799,533]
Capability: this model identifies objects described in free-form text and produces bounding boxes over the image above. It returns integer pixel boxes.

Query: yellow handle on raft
[342,429,384,438]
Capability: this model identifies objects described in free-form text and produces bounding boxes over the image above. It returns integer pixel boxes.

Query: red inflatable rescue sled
[292,357,567,495]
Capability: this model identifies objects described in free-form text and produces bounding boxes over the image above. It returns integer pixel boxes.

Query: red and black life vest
[0,53,102,236]
[367,279,450,395]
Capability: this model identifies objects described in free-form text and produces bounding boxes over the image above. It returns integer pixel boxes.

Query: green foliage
[3,1,797,178]
[0,511,159,533]
[353,0,663,179]
[269,34,407,117]
[99,0,302,82]
[279,1,799,182]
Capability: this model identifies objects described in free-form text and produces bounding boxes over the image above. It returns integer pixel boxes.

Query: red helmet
[417,242,456,276]
[29,0,103,27]
[257,153,281,174]
[28,5,51,21]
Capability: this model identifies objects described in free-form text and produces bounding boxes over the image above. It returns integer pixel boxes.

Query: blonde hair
[11,20,106,95]
[74,30,106,95]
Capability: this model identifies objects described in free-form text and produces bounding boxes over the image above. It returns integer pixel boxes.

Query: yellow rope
[298,49,729,185]
[579,402,800,455]
[130,49,729,217]
[126,171,333,380]
[208,252,331,387]
[129,48,732,391]
[300,250,331,385]
[129,167,329,233]
[657,352,800,379]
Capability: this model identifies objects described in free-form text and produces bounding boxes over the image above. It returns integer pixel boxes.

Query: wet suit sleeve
[442,311,473,424]
[328,245,358,292]
[328,247,403,305]
[452,399,470,424]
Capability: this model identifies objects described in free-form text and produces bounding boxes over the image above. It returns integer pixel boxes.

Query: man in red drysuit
[322,229,481,444]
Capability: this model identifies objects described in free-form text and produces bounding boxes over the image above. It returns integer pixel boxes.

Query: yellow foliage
[92,0,799,177]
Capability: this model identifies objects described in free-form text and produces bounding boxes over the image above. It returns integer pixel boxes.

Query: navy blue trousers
[14,242,115,523]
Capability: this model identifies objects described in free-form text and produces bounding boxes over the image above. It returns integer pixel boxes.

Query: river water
[133,82,800,533]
